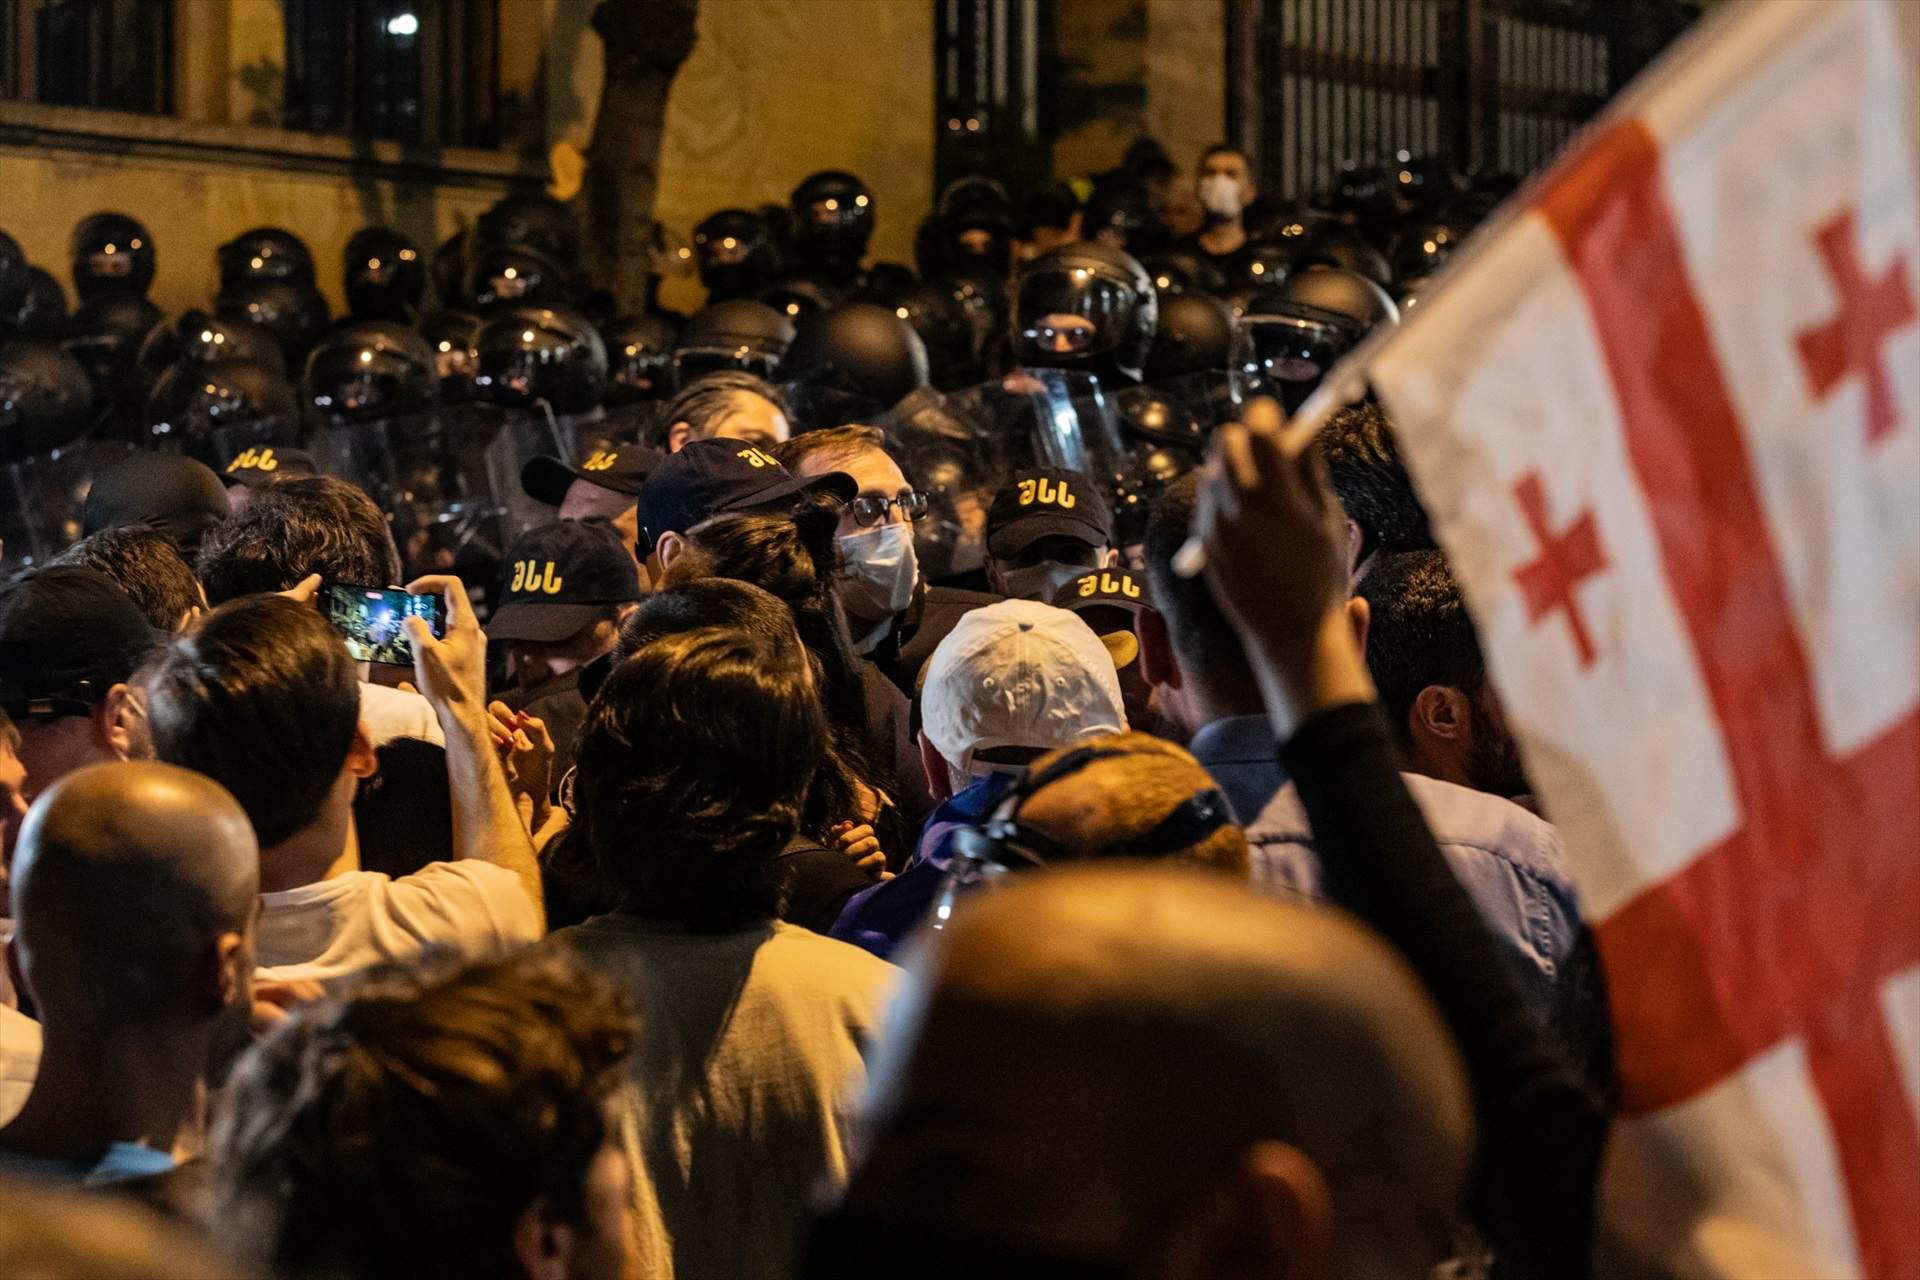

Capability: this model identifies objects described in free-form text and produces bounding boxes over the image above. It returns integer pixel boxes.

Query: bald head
[11,762,258,1032]
[844,866,1473,1277]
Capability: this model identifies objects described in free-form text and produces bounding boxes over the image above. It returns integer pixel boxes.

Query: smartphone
[320,583,446,666]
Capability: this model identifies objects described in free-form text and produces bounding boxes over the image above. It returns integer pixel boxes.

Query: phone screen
[321,584,446,666]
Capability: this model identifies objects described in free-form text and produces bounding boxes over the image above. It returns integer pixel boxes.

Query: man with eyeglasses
[777,426,1002,696]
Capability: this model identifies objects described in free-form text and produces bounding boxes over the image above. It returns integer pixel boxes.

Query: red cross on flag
[1365,2,1920,1274]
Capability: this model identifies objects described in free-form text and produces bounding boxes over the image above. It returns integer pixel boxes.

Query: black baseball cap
[522,439,663,507]
[1051,567,1150,670]
[633,437,856,556]
[487,520,646,643]
[221,443,318,489]
[82,454,231,550]
[0,567,156,717]
[986,468,1112,559]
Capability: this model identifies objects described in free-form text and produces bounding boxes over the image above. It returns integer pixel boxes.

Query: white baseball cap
[920,598,1127,779]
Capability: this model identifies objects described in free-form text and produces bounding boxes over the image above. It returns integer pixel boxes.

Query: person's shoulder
[767,921,903,987]
[385,860,543,940]
[1398,774,1570,882]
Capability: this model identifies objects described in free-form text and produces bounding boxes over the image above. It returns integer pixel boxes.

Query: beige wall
[1048,0,1225,185]
[547,0,937,312]
[1145,0,1226,176]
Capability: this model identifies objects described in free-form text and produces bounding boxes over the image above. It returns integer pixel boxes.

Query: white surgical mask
[837,521,919,623]
[1199,173,1244,220]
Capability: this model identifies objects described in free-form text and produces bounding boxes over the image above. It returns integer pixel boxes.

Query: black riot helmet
[144,358,297,456]
[214,279,332,366]
[1292,224,1394,288]
[463,241,573,312]
[470,305,608,415]
[1236,239,1301,289]
[1144,292,1239,382]
[217,227,317,291]
[344,227,426,321]
[0,339,100,463]
[933,176,1015,280]
[63,294,163,413]
[1391,219,1467,293]
[693,208,779,303]
[1081,180,1162,257]
[758,273,840,322]
[0,230,29,320]
[477,192,581,266]
[137,309,286,395]
[599,312,679,405]
[68,213,155,301]
[303,321,437,424]
[1139,249,1228,302]
[789,170,874,275]
[11,269,69,340]
[785,301,929,414]
[1012,241,1158,387]
[675,299,795,382]
[1240,267,1398,413]
[420,310,484,403]
[877,282,977,390]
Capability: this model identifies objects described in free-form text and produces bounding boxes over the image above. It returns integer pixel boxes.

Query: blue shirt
[829,775,1010,961]
[0,1140,175,1186]
[1186,714,1288,823]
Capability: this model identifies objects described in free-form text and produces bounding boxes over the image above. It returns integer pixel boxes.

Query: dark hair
[614,578,799,663]
[142,595,359,847]
[49,524,202,632]
[661,370,792,448]
[575,628,825,930]
[1320,402,1435,569]
[196,475,403,604]
[1141,474,1254,689]
[1356,549,1485,746]
[210,949,634,1280]
[771,423,887,475]
[1199,143,1250,169]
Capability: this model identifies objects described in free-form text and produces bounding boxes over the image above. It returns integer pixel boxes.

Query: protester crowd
[0,141,1617,1280]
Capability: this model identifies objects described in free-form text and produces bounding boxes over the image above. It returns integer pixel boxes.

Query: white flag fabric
[1366,2,1920,1275]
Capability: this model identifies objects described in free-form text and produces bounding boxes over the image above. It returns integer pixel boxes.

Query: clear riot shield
[316,403,559,583]
[0,440,137,577]
[878,370,1128,581]
[153,410,307,474]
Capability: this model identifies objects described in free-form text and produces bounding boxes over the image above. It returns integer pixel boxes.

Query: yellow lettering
[510,561,528,592]
[540,563,564,594]
[1017,478,1037,505]
[256,448,278,472]
[582,450,617,472]
[737,446,776,468]
[225,450,251,473]
[1077,575,1097,598]
[1123,575,1141,598]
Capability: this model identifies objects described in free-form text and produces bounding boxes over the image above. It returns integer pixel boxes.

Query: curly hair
[196,474,403,604]
[50,524,203,631]
[575,627,826,929]
[1318,401,1435,568]
[210,948,634,1280]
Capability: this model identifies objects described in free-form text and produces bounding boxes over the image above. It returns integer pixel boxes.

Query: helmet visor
[1014,269,1135,363]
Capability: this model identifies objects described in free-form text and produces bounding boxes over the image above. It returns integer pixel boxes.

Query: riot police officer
[145,357,299,469]
[789,170,875,292]
[64,293,164,429]
[68,213,155,303]
[1011,241,1158,388]
[1238,265,1397,413]
[693,208,780,304]
[781,300,930,427]
[674,298,795,384]
[344,227,426,322]
[218,226,317,290]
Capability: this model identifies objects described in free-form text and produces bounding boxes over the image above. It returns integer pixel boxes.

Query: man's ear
[346,721,379,780]
[99,683,141,760]
[1346,594,1371,656]
[203,929,247,1015]
[654,531,687,575]
[510,1196,573,1280]
[1147,1140,1334,1280]
[1411,684,1471,745]
[1102,545,1120,569]
[1136,606,1181,691]
[918,730,955,803]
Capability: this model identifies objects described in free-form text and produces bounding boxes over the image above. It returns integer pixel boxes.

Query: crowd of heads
[0,138,1589,1280]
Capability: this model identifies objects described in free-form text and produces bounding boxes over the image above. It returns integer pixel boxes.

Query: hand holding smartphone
[320,583,447,666]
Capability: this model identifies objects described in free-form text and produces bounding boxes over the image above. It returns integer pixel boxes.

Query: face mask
[1199,173,1244,220]
[838,520,919,620]
[997,559,1095,604]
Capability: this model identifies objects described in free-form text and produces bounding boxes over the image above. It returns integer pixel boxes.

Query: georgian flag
[1365,3,1920,1275]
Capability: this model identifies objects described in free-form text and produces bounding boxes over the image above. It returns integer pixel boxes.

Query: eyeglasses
[848,490,930,527]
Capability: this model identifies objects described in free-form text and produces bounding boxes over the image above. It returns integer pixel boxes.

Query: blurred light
[1250,262,1266,275]
[103,244,116,255]
[129,239,142,250]
[199,330,214,342]
[437,341,452,352]
[784,303,800,316]
[522,330,537,342]
[1423,239,1438,254]
[251,256,264,269]
[824,198,840,211]
[386,12,419,36]
[677,247,691,259]
[854,194,869,208]
[503,267,519,279]
[721,236,737,249]
[398,248,416,261]
[359,350,374,363]
[368,257,381,269]
[895,307,910,319]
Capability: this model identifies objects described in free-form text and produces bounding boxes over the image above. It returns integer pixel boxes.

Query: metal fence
[1229,0,1698,197]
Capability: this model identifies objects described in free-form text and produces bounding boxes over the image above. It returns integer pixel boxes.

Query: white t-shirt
[359,681,445,748]
[258,862,540,988]
[0,1002,40,1125]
